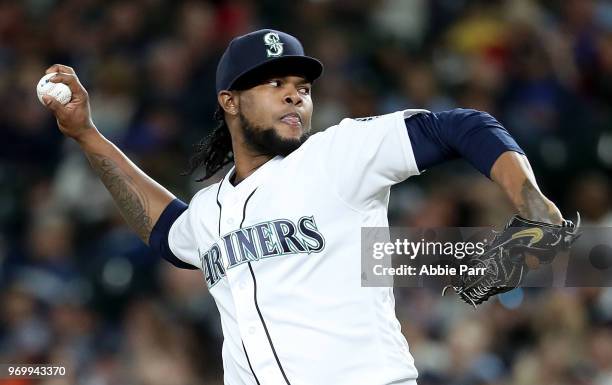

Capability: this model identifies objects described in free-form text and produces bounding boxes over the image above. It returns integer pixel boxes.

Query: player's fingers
[42,95,65,114]
[45,64,75,75]
[49,73,84,95]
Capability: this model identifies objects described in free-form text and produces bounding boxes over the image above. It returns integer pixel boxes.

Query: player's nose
[283,88,302,106]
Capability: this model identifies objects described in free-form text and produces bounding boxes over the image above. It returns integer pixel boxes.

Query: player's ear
[218,91,239,116]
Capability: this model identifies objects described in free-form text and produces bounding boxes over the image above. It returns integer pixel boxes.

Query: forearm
[491,151,563,224]
[41,65,177,243]
[77,128,176,244]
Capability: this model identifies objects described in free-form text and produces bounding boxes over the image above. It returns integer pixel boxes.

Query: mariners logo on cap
[264,32,284,57]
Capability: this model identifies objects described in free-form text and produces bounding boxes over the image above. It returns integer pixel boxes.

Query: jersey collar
[218,155,283,202]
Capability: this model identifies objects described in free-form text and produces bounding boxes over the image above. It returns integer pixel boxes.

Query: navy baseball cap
[215,29,323,94]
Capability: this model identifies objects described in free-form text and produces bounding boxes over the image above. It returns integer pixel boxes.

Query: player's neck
[231,151,273,185]
[227,123,274,185]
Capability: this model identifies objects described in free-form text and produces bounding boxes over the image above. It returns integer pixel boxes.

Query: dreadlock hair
[184,105,234,182]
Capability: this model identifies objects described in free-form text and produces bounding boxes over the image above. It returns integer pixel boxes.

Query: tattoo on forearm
[518,179,562,224]
[89,154,153,242]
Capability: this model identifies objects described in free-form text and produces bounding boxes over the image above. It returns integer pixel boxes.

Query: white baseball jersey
[168,109,427,385]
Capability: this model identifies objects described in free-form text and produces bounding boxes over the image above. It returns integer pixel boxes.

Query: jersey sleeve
[316,109,427,208]
[405,108,524,178]
[149,198,200,270]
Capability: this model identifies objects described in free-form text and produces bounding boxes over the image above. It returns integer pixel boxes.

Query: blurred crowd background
[1,0,612,384]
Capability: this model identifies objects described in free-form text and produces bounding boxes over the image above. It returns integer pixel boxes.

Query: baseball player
[42,29,574,385]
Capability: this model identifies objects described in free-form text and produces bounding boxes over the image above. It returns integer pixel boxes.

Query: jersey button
[248,326,257,334]
[239,281,247,290]
[227,218,235,225]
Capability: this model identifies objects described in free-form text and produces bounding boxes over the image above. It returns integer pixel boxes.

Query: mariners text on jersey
[201,216,325,288]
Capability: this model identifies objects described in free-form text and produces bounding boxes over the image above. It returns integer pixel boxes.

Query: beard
[239,111,309,157]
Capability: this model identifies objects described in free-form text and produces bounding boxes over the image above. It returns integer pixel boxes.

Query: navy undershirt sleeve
[149,198,198,270]
[405,109,524,178]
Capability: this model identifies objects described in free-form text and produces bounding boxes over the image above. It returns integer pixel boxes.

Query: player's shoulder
[339,108,429,128]
[299,109,431,154]
[312,108,430,138]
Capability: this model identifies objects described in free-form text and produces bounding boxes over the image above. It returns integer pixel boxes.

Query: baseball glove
[442,213,581,308]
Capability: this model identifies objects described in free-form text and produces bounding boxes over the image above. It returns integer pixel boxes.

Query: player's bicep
[149,198,199,270]
[406,109,524,178]
[404,112,458,172]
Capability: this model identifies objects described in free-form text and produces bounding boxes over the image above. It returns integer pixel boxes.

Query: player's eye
[298,86,311,95]
[268,79,281,87]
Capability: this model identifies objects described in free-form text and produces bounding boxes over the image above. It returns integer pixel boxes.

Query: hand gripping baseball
[443,213,582,308]
[41,64,96,142]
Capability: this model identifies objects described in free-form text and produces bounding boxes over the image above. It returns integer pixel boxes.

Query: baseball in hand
[36,73,72,105]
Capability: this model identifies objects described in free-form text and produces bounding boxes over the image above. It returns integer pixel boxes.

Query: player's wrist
[516,198,563,225]
[73,125,102,147]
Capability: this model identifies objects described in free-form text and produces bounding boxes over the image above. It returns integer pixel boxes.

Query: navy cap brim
[225,55,323,91]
